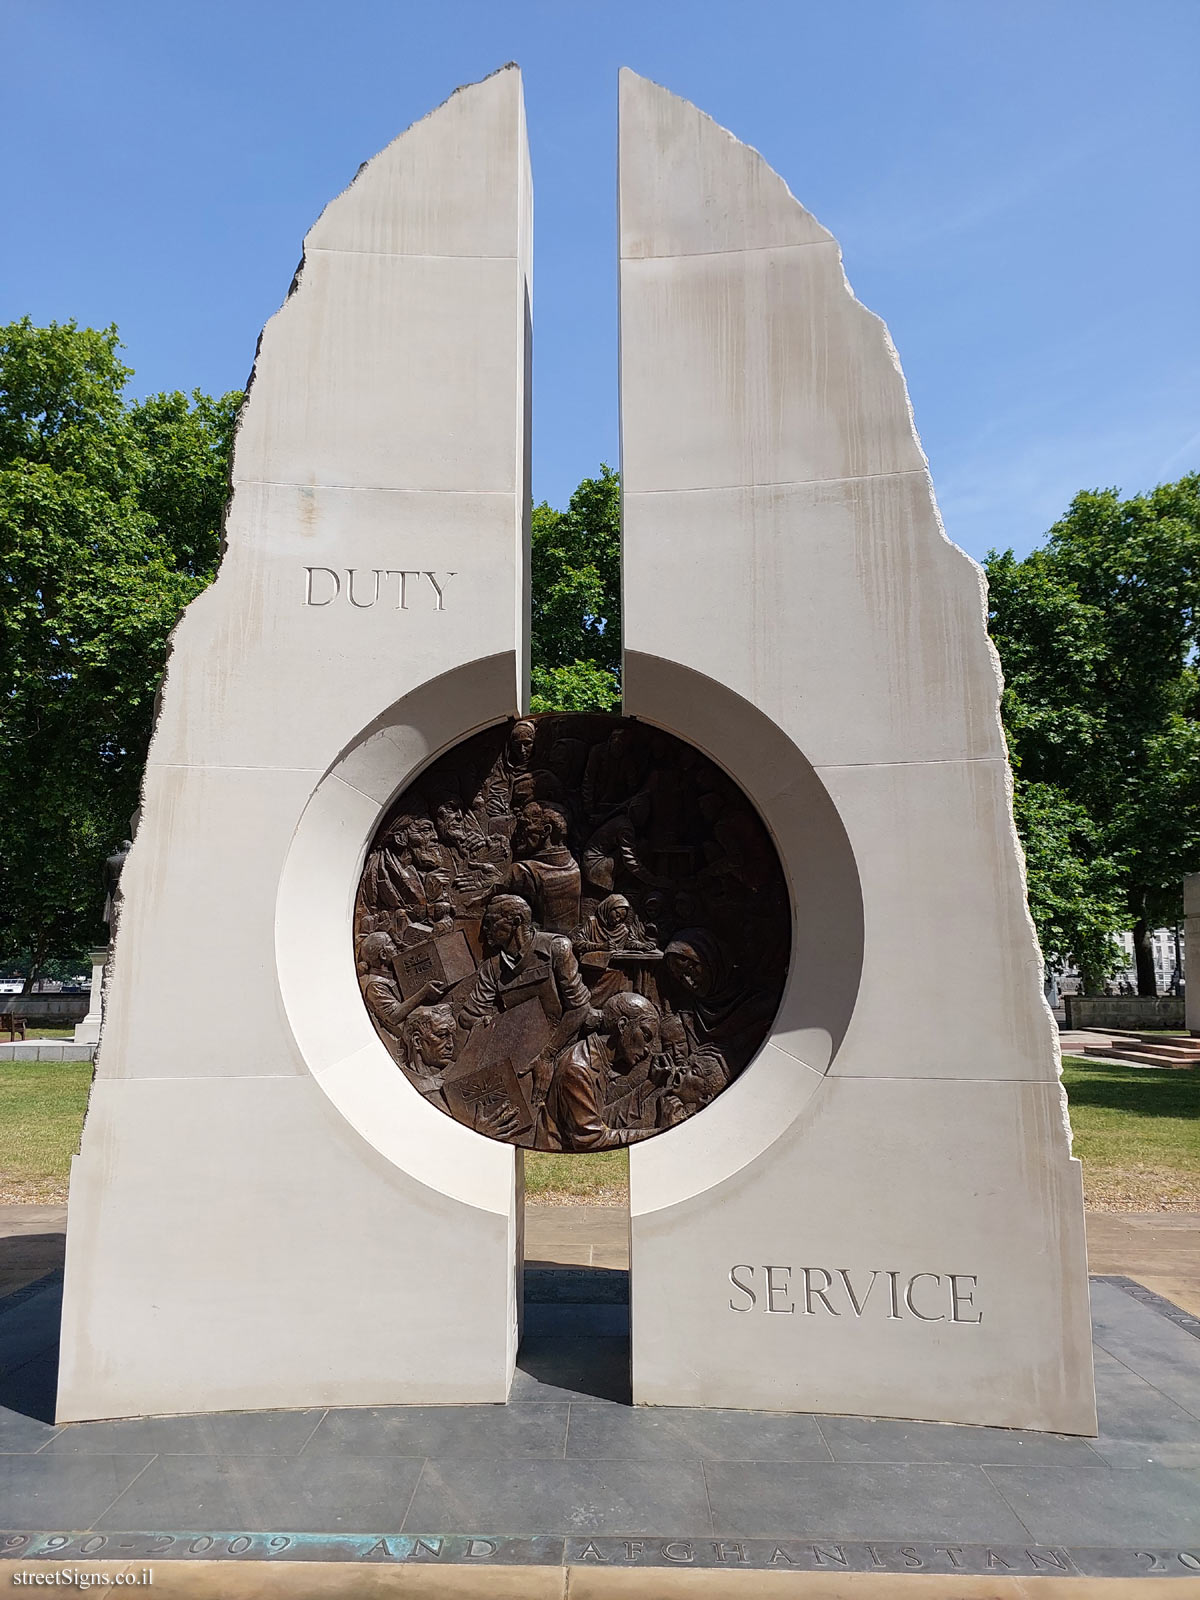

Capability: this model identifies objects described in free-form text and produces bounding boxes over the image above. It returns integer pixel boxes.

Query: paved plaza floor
[1,1205,1199,1590]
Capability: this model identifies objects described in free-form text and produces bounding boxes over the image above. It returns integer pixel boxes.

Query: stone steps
[1107,1029,1200,1055]
[1084,1041,1200,1069]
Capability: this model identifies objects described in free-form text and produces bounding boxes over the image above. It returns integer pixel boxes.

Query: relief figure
[354,714,790,1150]
[538,992,672,1151]
[509,803,582,933]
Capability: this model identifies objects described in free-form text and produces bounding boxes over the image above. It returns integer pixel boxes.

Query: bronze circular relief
[354,714,791,1150]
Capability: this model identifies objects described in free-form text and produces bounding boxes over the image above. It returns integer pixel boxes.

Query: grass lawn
[1061,1056,1200,1211]
[0,1058,92,1203]
[1,1056,1194,1212]
[525,1149,628,1205]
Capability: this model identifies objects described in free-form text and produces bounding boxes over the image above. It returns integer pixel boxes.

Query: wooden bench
[0,1012,27,1041]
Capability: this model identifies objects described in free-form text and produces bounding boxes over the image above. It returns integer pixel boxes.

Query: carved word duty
[354,715,791,1150]
[302,567,455,609]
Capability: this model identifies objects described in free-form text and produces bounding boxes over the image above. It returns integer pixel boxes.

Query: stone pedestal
[58,67,532,1421]
[619,71,1095,1432]
[71,948,107,1046]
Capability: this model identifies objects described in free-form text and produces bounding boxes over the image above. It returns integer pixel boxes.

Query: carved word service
[728,1265,982,1322]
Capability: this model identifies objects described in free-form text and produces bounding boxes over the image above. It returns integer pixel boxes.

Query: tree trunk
[1132,919,1157,997]
[1078,962,1103,997]
[20,930,49,996]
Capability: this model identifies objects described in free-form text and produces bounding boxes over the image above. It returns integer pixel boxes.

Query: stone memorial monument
[58,64,1095,1434]
[70,950,107,1048]
[58,65,533,1420]
[618,71,1093,1430]
[72,839,131,1047]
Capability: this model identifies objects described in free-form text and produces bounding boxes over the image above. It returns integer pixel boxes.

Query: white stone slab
[146,444,524,781]
[618,71,832,258]
[623,478,1004,768]
[233,255,526,496]
[58,1076,516,1420]
[99,763,319,1082]
[619,68,1094,1431]
[58,66,532,1420]
[307,64,531,260]
[621,246,926,494]
[815,758,1054,1081]
[630,1077,1094,1432]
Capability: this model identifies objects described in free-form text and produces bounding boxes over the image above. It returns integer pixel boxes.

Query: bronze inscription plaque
[354,715,790,1150]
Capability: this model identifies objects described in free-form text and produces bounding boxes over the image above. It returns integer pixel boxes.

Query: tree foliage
[987,473,1200,990]
[0,318,240,983]
[530,463,620,713]
[1009,779,1124,991]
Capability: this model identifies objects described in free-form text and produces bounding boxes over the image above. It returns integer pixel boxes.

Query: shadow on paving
[0,1230,65,1296]
[518,1267,632,1404]
[524,1265,628,1301]
[0,1268,61,1423]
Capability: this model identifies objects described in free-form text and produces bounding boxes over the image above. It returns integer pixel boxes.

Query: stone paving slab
[1,1270,1199,1575]
[525,1203,629,1270]
[0,1206,68,1234]
[3,1206,1200,1581]
[1087,1214,1200,1320]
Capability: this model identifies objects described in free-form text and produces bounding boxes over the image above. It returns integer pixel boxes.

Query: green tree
[0,318,240,987]
[1010,780,1124,992]
[530,463,620,713]
[987,473,1200,992]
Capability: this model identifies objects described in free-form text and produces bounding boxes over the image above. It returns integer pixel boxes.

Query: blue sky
[3,0,1197,561]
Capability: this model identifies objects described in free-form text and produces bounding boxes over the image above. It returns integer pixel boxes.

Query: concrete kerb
[0,1042,96,1062]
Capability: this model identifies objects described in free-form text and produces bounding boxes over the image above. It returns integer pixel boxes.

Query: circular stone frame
[275,653,863,1211]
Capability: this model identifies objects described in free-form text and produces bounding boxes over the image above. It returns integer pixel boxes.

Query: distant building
[1115,927,1185,993]
[1057,926,1184,995]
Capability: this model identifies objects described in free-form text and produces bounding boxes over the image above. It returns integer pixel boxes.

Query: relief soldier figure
[354,714,789,1151]
[397,1002,458,1094]
[509,803,582,933]
[457,894,593,1032]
